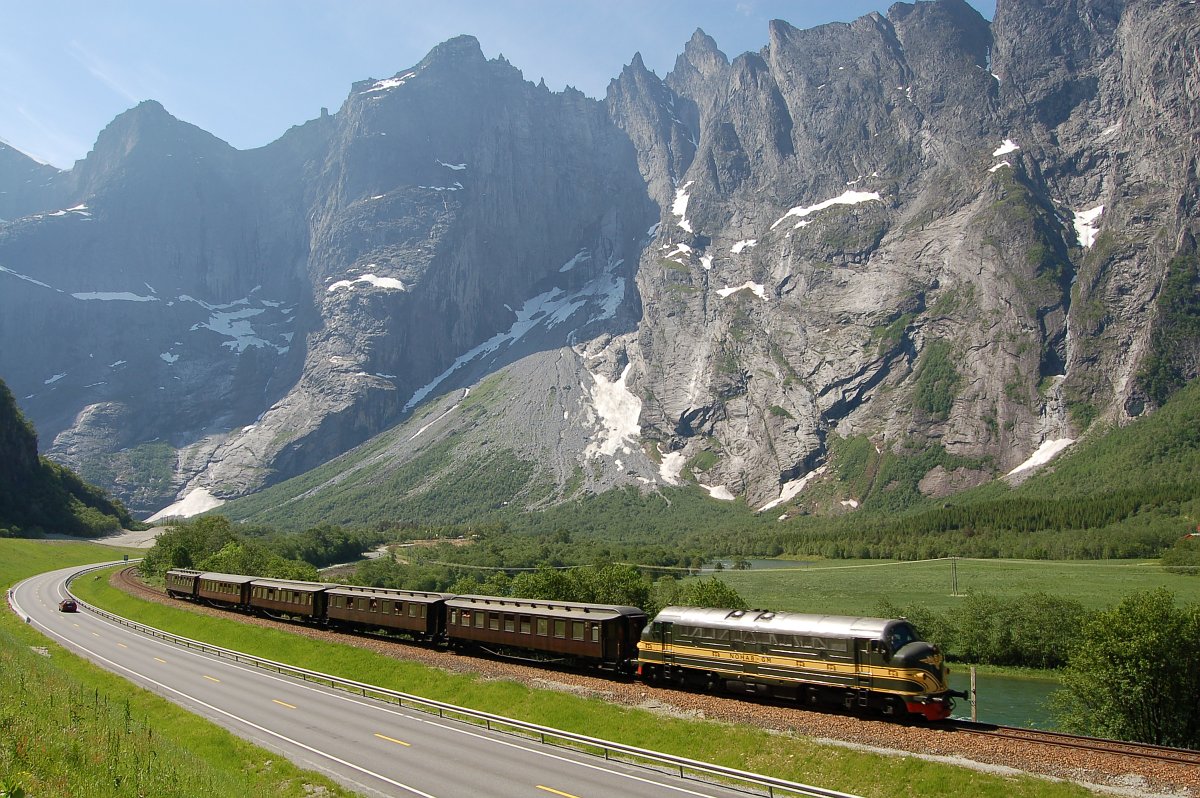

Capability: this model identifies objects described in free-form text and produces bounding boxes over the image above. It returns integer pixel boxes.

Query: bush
[1053,589,1200,747]
[1161,536,1200,575]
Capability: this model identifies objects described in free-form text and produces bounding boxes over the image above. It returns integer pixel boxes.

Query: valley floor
[112,568,1199,798]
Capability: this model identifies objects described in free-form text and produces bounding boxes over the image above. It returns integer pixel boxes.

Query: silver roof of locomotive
[649,606,906,639]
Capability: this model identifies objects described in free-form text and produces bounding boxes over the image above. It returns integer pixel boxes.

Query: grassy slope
[67,564,1096,798]
[217,378,1200,547]
[0,540,355,798]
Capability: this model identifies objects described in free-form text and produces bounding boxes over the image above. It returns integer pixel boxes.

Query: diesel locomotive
[164,567,958,720]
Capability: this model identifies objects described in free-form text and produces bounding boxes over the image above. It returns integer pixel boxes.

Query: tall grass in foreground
[72,566,1097,798]
[1,540,353,798]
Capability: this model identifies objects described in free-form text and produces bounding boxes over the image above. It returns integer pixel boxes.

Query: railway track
[112,566,1200,794]
[950,720,1200,766]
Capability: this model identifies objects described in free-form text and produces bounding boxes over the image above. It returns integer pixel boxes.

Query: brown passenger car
[445,595,647,670]
[165,568,201,598]
[247,578,335,621]
[325,585,453,640]
[196,572,256,607]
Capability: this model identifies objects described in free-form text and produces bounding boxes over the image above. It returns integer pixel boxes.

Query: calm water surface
[949,669,1061,729]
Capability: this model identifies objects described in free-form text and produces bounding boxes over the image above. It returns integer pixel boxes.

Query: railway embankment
[110,567,1200,798]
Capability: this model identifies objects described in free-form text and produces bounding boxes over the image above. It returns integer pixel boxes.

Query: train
[164,568,959,720]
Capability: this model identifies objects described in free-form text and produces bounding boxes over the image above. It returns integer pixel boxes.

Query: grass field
[65,558,1103,798]
[0,539,356,798]
[707,557,1200,616]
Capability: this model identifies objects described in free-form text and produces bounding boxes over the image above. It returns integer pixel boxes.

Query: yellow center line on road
[203,675,220,683]
[374,733,411,747]
[153,657,167,664]
[536,787,582,798]
[273,699,297,709]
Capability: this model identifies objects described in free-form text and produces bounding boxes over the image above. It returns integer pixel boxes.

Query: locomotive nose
[891,640,940,667]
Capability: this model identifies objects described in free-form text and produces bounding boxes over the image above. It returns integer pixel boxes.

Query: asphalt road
[9,564,768,798]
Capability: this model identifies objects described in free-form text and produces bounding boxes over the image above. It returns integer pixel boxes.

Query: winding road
[10,563,819,798]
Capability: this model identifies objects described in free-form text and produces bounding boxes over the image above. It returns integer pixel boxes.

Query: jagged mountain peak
[3,1,1198,522]
[421,33,486,64]
[682,28,727,64]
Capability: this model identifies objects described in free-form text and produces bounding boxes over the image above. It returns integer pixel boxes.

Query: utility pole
[951,556,959,596]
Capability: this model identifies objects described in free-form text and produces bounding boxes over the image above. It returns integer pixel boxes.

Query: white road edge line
[12,577,438,798]
[84,603,739,798]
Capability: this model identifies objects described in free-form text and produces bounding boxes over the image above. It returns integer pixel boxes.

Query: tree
[679,577,746,610]
[1053,589,1200,747]
[1161,536,1200,575]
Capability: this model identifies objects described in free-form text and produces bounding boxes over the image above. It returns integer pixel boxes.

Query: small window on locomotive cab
[554,619,566,638]
[537,618,548,636]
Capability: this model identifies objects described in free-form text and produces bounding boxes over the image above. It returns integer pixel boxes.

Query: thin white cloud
[68,40,147,105]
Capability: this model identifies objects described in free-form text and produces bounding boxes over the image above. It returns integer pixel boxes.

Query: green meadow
[708,557,1200,616]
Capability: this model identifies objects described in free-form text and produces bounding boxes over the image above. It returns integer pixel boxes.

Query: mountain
[1,0,1197,523]
[0,377,133,536]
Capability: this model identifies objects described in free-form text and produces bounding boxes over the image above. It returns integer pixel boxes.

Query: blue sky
[0,1,994,170]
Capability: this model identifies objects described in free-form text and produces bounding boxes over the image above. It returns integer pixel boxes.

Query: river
[949,669,1061,729]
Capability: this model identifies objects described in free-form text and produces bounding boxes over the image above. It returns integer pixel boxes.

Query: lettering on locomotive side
[727,652,766,663]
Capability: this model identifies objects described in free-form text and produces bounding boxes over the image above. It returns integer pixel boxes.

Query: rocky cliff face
[602,0,1200,507]
[0,0,1197,519]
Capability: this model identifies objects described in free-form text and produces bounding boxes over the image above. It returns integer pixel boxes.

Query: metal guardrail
[66,563,863,798]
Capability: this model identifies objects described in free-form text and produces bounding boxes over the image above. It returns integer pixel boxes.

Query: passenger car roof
[447,595,645,620]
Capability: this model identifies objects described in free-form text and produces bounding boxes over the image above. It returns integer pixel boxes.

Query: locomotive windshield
[888,622,918,652]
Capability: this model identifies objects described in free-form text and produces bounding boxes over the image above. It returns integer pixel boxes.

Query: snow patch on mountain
[73,291,158,302]
[1073,206,1104,248]
[717,282,766,300]
[659,450,685,485]
[700,483,735,501]
[584,362,641,459]
[1007,439,1075,476]
[328,273,407,292]
[402,255,626,413]
[146,487,225,521]
[769,190,881,231]
[758,465,828,512]
[672,181,695,233]
[992,139,1020,156]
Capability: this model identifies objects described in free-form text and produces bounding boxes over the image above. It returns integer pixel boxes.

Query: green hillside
[0,377,135,537]
[215,377,1200,563]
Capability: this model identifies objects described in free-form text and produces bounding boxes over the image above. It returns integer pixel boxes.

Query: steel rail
[949,721,1200,766]
[61,562,862,798]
